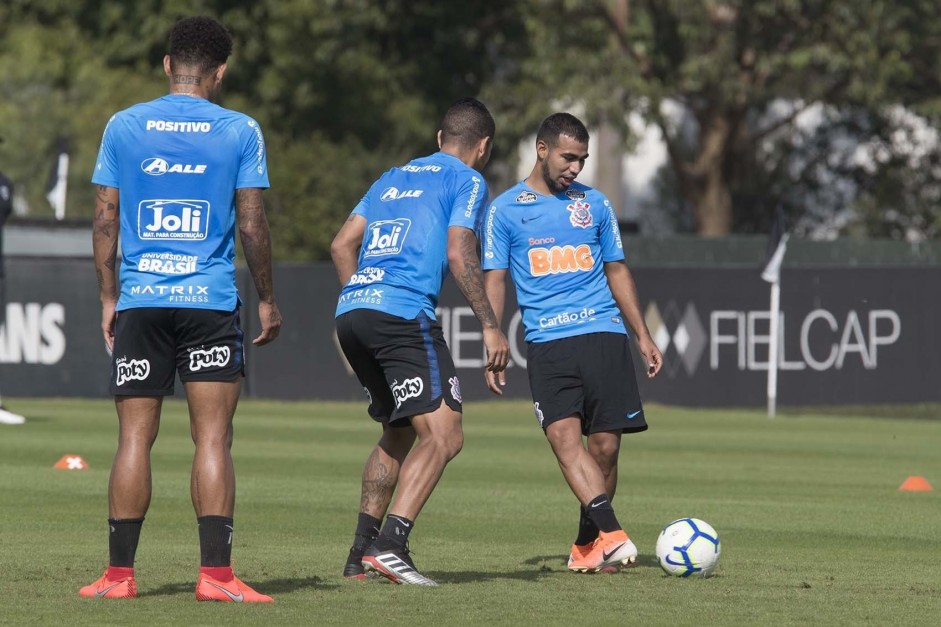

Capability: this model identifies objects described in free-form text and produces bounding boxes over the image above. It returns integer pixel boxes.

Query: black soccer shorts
[526,331,647,435]
[336,308,462,425]
[109,307,245,396]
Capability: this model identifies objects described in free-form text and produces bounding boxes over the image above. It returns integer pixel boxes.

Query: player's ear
[437,130,444,149]
[215,63,228,83]
[536,139,549,161]
[163,55,172,77]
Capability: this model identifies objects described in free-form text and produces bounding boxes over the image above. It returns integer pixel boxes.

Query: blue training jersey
[335,152,487,320]
[92,94,269,311]
[482,181,626,342]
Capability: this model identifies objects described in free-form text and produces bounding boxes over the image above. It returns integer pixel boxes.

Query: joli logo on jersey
[364,218,411,257]
[139,200,210,240]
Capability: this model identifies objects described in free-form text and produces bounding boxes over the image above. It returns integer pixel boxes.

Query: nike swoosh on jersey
[205,580,244,602]
[521,215,542,223]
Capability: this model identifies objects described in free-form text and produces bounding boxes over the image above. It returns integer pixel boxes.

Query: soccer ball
[655,518,721,577]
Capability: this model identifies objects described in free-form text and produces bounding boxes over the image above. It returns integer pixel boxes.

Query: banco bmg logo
[645,301,706,377]
[138,199,210,240]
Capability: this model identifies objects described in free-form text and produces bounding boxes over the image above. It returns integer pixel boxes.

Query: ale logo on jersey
[138,199,210,240]
[380,187,423,202]
[140,157,207,176]
[364,218,411,257]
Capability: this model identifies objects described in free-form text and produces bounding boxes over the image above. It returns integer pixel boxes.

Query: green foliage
[0,398,939,623]
[2,1,941,253]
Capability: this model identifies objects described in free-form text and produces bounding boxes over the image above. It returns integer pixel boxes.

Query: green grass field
[1,398,939,625]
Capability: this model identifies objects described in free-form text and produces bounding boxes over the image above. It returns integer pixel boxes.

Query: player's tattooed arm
[237,188,275,302]
[237,188,282,345]
[92,185,119,301]
[448,226,509,372]
[449,227,498,329]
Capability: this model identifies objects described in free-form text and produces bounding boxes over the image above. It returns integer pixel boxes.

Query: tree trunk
[673,108,736,236]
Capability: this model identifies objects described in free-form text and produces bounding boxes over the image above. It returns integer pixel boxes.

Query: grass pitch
[0,398,939,625]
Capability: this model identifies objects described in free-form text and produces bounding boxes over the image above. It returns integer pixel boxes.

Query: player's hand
[638,336,663,378]
[483,326,509,373]
[484,368,506,396]
[253,300,282,346]
[101,299,117,354]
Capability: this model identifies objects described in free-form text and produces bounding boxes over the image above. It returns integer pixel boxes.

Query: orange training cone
[54,454,89,470]
[898,476,933,492]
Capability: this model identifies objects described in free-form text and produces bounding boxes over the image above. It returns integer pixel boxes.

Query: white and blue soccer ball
[655,518,721,578]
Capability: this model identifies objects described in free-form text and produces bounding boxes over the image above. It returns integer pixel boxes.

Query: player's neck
[524,168,553,196]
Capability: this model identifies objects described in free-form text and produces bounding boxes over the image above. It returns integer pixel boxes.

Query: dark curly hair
[167,16,232,75]
[536,113,590,148]
[439,98,495,149]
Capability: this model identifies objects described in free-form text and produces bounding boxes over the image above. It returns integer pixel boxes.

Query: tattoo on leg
[360,456,395,513]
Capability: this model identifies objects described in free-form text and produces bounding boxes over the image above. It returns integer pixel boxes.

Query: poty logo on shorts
[391,377,424,410]
[449,376,462,403]
[138,199,210,240]
[141,157,207,176]
[189,346,231,371]
[364,218,411,257]
[115,358,150,386]
[533,402,545,426]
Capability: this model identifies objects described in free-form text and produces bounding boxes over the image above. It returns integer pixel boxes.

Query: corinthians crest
[567,200,592,228]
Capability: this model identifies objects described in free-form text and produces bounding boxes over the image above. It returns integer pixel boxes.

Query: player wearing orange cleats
[196,571,273,603]
[567,529,638,574]
[78,568,136,599]
[482,113,662,575]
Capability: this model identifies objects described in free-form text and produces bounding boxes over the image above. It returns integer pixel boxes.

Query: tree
[492,0,941,237]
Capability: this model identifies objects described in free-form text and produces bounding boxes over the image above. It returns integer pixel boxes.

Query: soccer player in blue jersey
[83,16,281,603]
[482,113,663,574]
[331,98,509,586]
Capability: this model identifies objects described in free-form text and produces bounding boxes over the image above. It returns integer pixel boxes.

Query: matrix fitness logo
[645,301,706,377]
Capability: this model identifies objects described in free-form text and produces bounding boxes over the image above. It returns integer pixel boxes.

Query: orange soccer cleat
[78,569,137,599]
[568,530,637,574]
[195,572,274,603]
[567,542,620,574]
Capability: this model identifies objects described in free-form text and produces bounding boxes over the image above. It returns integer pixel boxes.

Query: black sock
[377,515,413,548]
[197,515,234,567]
[575,506,599,545]
[108,518,144,567]
[353,513,381,550]
[585,495,621,533]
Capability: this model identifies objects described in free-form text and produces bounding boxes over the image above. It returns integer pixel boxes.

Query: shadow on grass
[138,576,334,597]
[437,553,660,583]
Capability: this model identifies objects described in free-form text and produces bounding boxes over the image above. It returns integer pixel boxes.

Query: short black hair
[536,113,590,147]
[168,16,232,75]
[439,98,496,149]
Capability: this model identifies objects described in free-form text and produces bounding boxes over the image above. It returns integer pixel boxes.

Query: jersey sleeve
[235,117,270,189]
[91,114,120,187]
[448,172,487,230]
[481,201,510,270]
[598,195,625,262]
[350,192,370,217]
